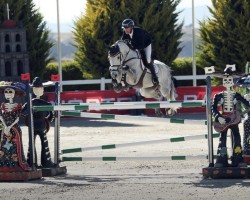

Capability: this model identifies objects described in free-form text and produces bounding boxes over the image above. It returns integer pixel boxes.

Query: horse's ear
[104,43,110,50]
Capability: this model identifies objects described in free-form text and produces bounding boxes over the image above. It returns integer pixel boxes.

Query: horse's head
[108,44,122,79]
[108,40,134,80]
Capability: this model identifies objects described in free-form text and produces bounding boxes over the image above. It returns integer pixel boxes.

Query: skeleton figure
[211,65,249,167]
[243,93,250,161]
[0,82,30,171]
[236,73,250,163]
[22,77,55,168]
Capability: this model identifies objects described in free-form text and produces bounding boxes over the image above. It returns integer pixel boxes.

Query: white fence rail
[62,75,208,91]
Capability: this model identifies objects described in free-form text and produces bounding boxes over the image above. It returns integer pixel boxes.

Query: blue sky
[33,0,212,32]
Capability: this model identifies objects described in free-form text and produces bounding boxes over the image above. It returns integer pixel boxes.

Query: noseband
[108,41,147,88]
[109,42,139,73]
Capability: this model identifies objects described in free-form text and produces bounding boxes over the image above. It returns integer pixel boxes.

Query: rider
[121,19,159,85]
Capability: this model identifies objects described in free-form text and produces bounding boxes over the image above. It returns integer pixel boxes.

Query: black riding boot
[147,61,159,85]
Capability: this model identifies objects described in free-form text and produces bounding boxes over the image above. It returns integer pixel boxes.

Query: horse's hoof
[123,87,130,91]
[155,112,165,118]
[114,88,122,93]
[166,109,176,116]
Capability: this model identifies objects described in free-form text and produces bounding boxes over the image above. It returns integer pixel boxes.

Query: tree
[198,0,250,73]
[0,0,53,78]
[73,0,183,79]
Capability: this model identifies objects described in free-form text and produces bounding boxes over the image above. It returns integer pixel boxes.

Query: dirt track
[0,113,249,200]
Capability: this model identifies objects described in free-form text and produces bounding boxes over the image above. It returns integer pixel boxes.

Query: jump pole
[62,155,210,162]
[33,100,205,111]
[61,100,205,106]
[62,111,207,125]
[61,133,220,154]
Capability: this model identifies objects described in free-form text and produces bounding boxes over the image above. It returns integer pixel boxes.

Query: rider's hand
[123,39,129,43]
[244,94,250,101]
[225,117,231,123]
[218,117,226,125]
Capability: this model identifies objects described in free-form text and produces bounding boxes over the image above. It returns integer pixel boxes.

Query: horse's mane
[109,40,131,57]
[116,40,130,49]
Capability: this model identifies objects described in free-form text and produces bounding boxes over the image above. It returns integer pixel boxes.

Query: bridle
[108,41,147,88]
[109,41,140,73]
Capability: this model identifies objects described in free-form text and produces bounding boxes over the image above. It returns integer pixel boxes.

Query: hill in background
[49,25,200,61]
[48,5,211,61]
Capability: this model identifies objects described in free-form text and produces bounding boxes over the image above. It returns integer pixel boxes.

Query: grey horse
[108,40,177,116]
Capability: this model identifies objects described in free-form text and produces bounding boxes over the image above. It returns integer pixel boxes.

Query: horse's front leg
[112,79,124,93]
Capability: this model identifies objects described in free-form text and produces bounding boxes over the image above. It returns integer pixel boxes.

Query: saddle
[138,50,159,74]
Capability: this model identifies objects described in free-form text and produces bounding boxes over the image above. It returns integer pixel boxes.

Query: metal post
[192,0,197,86]
[206,76,214,166]
[101,77,105,90]
[56,0,63,92]
[6,3,10,20]
[54,82,60,165]
[55,0,62,166]
[25,80,35,170]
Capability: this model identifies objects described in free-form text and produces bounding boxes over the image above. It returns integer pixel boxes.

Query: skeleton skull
[223,76,234,89]
[4,87,15,101]
[33,87,44,98]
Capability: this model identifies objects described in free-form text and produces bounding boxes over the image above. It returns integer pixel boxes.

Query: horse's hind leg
[160,87,177,116]
[140,88,165,117]
[155,96,166,117]
[165,105,176,116]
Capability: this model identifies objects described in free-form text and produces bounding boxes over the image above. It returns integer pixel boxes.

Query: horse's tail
[170,76,178,101]
[172,77,178,88]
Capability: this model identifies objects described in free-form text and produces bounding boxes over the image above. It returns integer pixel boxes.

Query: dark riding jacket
[121,26,151,50]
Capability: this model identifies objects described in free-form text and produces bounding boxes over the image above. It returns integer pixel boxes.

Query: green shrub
[42,58,209,91]
[171,58,206,86]
[43,61,100,91]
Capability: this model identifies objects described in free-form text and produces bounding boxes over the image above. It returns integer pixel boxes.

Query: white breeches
[144,44,152,63]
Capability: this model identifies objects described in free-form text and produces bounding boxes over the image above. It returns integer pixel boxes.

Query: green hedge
[171,58,206,86]
[43,61,101,91]
[43,59,207,91]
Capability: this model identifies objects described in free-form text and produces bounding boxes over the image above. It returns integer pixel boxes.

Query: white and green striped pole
[62,111,208,125]
[62,155,211,162]
[33,100,205,111]
[61,100,205,106]
[61,133,219,154]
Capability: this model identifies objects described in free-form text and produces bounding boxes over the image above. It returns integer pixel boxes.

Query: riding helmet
[121,19,134,28]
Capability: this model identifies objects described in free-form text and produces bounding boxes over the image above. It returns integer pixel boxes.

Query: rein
[109,42,150,88]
